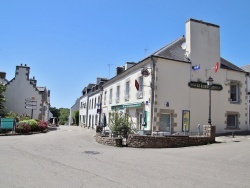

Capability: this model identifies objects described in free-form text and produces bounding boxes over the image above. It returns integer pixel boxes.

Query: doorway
[160,113,171,132]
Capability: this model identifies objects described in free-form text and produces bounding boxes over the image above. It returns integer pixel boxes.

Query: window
[94,98,96,109]
[230,83,239,102]
[116,85,120,103]
[104,91,107,105]
[125,81,130,100]
[89,99,91,109]
[138,76,143,91]
[109,88,112,103]
[227,114,238,128]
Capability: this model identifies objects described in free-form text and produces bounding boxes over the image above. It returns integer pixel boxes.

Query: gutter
[150,56,157,133]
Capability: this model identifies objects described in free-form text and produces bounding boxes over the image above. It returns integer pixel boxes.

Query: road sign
[25,98,37,109]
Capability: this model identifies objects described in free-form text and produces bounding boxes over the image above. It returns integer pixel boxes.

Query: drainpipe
[150,56,156,133]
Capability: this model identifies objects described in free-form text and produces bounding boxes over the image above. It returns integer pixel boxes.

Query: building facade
[79,78,108,128]
[99,19,248,134]
[3,64,51,120]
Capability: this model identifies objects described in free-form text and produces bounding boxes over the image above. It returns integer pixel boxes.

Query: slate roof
[152,36,190,63]
[220,58,245,72]
[150,36,244,72]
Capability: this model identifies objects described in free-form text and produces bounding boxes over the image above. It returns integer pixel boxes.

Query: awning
[111,102,142,110]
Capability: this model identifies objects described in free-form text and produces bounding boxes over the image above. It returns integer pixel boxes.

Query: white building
[69,98,80,125]
[4,64,51,120]
[100,18,248,134]
[79,78,108,129]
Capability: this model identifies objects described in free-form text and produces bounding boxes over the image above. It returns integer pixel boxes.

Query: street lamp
[207,76,214,125]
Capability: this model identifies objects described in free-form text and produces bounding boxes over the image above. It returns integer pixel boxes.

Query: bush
[37,121,48,132]
[16,122,31,133]
[19,119,38,132]
[108,111,135,138]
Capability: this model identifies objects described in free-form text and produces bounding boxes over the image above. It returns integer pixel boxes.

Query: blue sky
[0,0,250,108]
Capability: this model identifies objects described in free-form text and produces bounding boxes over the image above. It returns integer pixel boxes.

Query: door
[160,114,171,132]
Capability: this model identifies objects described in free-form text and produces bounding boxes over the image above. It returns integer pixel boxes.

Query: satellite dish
[181,42,187,50]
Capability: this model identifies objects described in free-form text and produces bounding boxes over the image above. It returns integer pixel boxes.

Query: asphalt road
[0,126,249,188]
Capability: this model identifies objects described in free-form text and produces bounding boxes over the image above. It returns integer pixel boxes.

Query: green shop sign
[111,103,142,110]
[188,81,223,91]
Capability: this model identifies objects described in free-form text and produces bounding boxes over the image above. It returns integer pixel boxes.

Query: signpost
[25,98,37,119]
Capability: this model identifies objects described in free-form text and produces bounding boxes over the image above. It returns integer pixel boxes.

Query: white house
[69,97,80,125]
[100,18,248,134]
[79,78,108,128]
[4,64,51,120]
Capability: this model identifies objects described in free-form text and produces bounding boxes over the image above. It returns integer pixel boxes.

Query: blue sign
[192,65,200,71]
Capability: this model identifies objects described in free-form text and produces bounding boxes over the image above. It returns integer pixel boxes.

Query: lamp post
[207,76,214,125]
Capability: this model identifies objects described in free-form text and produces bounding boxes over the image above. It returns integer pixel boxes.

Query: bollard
[197,124,201,136]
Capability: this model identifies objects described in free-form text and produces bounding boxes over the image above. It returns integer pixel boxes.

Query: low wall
[127,135,211,148]
[95,125,216,148]
[95,134,122,147]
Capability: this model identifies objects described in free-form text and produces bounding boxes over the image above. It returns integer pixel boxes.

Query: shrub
[5,111,19,122]
[108,111,135,138]
[19,119,38,132]
[27,119,38,131]
[37,121,48,132]
[16,122,31,133]
[19,114,30,121]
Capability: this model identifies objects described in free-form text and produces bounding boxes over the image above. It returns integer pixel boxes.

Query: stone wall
[95,134,122,147]
[95,125,216,148]
[127,135,211,148]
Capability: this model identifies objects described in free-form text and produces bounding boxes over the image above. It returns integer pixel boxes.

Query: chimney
[185,18,220,80]
[125,62,136,70]
[116,66,124,75]
[0,72,6,79]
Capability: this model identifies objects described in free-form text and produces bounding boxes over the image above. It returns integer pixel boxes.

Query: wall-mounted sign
[192,65,200,71]
[141,68,150,77]
[188,81,223,91]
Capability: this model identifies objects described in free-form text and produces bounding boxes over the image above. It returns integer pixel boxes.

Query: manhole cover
[83,151,100,155]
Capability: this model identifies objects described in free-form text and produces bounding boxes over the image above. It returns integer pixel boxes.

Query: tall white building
[3,64,51,120]
[100,19,248,134]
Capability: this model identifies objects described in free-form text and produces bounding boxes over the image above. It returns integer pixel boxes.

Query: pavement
[215,131,250,143]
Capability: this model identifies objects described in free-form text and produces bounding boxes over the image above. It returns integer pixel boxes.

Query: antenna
[144,48,149,57]
[107,64,114,78]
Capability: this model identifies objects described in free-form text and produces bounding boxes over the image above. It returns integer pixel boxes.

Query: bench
[0,118,16,133]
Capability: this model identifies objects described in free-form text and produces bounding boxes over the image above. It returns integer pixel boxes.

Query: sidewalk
[215,131,250,143]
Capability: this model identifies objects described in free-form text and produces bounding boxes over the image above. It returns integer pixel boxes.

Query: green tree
[49,107,60,119]
[0,84,6,116]
[58,108,70,125]
[72,110,79,126]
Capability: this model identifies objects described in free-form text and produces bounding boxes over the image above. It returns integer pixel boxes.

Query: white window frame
[125,81,130,100]
[230,83,239,103]
[109,88,113,104]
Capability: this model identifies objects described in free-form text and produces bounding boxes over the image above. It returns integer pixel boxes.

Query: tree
[49,107,60,119]
[58,108,70,125]
[72,110,79,126]
[0,84,6,116]
[108,111,135,138]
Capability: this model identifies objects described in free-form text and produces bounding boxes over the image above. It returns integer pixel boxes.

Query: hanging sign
[141,68,150,77]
